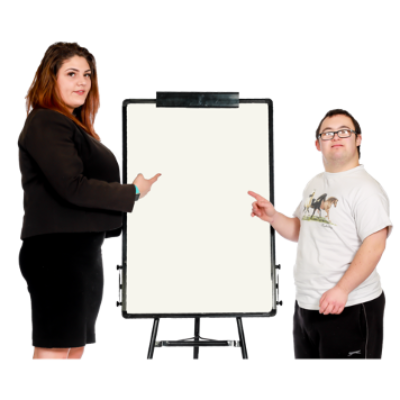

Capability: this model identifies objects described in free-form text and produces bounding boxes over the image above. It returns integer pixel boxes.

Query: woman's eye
[68,72,92,77]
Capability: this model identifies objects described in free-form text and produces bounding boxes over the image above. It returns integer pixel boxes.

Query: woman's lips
[74,90,85,95]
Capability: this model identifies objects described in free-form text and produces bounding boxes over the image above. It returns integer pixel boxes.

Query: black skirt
[19,231,106,348]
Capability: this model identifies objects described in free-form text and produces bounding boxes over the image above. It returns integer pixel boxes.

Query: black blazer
[18,108,136,240]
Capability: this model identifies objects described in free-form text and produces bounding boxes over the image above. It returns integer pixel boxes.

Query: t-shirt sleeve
[290,178,312,221]
[354,185,392,242]
[293,201,302,219]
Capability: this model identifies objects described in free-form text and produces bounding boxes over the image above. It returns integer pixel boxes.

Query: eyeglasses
[318,129,356,141]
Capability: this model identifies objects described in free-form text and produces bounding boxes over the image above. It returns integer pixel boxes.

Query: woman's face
[56,55,92,113]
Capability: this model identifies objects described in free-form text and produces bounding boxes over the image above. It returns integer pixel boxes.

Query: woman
[18,42,160,359]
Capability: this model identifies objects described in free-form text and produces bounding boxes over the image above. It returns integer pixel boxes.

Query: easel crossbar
[155,340,240,347]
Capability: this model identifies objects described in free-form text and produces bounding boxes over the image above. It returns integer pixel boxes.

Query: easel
[147,317,248,359]
[120,93,280,359]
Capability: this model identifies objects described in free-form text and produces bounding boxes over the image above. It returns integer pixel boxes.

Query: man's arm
[319,227,388,315]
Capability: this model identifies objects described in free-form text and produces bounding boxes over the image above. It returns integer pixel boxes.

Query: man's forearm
[337,242,386,294]
[271,212,300,242]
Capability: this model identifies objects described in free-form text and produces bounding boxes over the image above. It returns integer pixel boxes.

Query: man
[249,109,392,358]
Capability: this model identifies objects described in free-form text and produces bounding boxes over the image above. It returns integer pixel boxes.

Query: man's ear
[356,134,362,147]
[314,140,321,153]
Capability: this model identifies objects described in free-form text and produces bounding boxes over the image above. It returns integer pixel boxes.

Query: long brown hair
[26,42,100,141]
[314,108,362,160]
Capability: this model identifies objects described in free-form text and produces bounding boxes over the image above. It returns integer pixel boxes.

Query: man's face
[56,56,92,113]
[315,114,362,164]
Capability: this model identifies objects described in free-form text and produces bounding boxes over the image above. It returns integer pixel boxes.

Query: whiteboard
[121,96,277,317]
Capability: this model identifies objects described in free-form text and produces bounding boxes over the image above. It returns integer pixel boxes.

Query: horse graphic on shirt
[310,194,339,222]
[311,193,339,222]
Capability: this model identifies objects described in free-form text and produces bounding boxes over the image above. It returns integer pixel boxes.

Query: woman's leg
[33,347,70,359]
[67,346,85,359]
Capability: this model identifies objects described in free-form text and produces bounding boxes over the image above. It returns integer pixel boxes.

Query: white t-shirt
[293,165,392,310]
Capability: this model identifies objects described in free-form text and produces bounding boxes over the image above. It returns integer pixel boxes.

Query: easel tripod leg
[147,318,160,361]
[236,318,249,361]
[193,318,201,360]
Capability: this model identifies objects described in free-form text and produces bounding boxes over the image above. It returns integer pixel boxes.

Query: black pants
[19,232,105,348]
[293,291,385,359]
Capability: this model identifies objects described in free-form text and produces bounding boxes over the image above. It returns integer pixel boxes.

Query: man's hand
[133,173,161,199]
[248,191,276,223]
[319,285,348,315]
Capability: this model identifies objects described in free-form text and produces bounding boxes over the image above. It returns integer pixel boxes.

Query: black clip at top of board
[156,92,239,108]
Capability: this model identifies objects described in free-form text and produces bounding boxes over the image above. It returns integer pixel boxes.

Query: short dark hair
[316,109,361,159]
